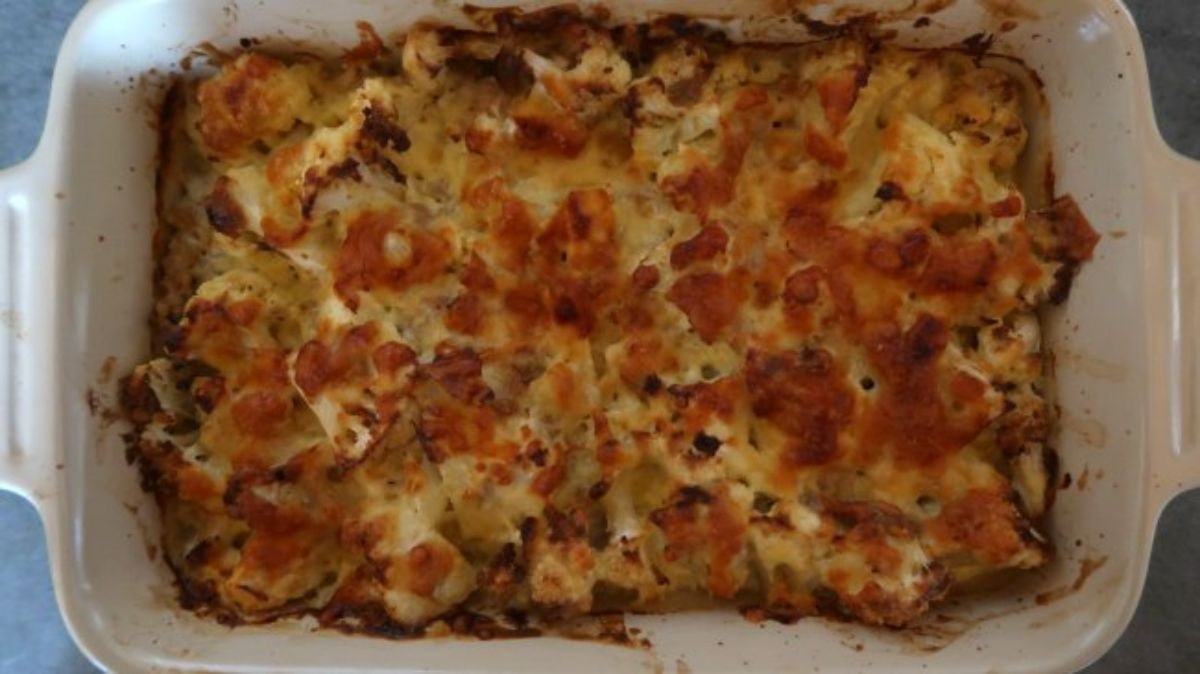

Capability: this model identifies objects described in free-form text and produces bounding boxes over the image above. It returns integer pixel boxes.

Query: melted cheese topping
[125,12,1098,632]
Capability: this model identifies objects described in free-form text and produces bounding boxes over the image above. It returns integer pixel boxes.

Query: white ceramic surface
[1,0,1198,672]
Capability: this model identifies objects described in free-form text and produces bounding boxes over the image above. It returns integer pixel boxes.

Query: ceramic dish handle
[0,155,55,502]
[1155,147,1200,505]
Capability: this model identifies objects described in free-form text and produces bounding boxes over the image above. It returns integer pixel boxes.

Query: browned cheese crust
[123,8,1098,634]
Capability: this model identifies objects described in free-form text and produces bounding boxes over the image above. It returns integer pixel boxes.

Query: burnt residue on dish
[960,31,998,62]
[1034,556,1108,606]
[978,0,1040,21]
[768,0,959,26]
[787,12,880,39]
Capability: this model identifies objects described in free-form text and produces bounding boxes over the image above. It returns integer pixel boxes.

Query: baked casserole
[121,8,1099,634]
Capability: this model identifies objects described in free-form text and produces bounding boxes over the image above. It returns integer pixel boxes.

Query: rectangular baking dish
[1,0,1198,671]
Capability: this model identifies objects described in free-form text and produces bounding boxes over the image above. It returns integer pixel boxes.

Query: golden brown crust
[126,10,1097,634]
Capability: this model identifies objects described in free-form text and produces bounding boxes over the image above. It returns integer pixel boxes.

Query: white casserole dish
[1,0,1198,671]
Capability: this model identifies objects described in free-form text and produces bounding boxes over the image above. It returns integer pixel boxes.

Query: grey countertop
[0,1,1196,671]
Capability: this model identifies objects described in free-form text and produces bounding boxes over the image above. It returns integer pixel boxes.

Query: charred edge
[1047,262,1078,305]
[1016,513,1054,560]
[415,420,446,464]
[125,438,169,498]
[119,372,162,426]
[301,158,362,218]
[344,21,386,62]
[740,605,809,625]
[545,506,584,543]
[611,16,725,68]
[749,513,793,531]
[494,46,534,95]
[512,113,588,157]
[490,5,585,37]
[519,516,538,546]
[503,608,530,628]
[676,485,713,507]
[875,180,906,202]
[362,106,412,153]
[1041,446,1060,516]
[665,63,713,108]
[488,542,528,589]
[159,549,243,626]
[222,470,248,509]
[319,599,422,639]
[150,79,190,352]
[642,373,663,395]
[916,561,952,611]
[528,445,549,467]
[661,14,709,39]
[204,176,247,236]
[811,585,854,622]
[183,538,217,567]
[960,32,996,63]
[328,157,364,181]
[553,295,580,324]
[791,13,879,39]
[446,611,543,640]
[691,432,722,457]
[373,155,407,184]
[160,326,187,356]
[1043,162,1057,211]
[826,500,920,538]
[588,480,610,499]
[192,375,226,414]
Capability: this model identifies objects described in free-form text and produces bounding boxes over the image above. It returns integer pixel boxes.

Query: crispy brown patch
[230,390,290,438]
[817,66,868,132]
[804,127,847,169]
[332,210,451,310]
[120,372,162,426]
[746,348,854,468]
[863,315,994,467]
[512,98,589,157]
[667,272,741,343]
[649,486,746,599]
[421,347,493,405]
[928,489,1033,565]
[293,324,380,398]
[345,21,386,62]
[670,225,729,271]
[1031,195,1100,263]
[660,160,735,217]
[196,53,300,157]
[532,189,621,335]
[631,264,660,292]
[922,238,997,293]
